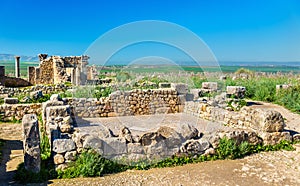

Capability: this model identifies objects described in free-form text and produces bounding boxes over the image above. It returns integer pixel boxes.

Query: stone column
[71,68,76,85]
[0,66,5,77]
[15,56,20,78]
[22,114,41,173]
[75,67,81,86]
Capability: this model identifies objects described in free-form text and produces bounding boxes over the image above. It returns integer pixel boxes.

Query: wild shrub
[57,150,126,178]
[275,85,300,113]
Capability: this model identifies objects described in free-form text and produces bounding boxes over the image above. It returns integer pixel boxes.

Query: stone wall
[63,88,181,118]
[184,101,294,145]
[37,57,54,85]
[29,54,89,86]
[109,89,180,116]
[0,103,42,121]
[0,84,70,97]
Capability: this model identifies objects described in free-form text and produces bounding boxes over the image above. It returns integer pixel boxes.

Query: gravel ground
[49,143,300,186]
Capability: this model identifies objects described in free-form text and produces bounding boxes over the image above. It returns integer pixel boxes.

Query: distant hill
[0,54,39,61]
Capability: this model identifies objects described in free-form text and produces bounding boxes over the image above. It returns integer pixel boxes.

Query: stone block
[50,94,62,101]
[178,95,186,105]
[157,126,183,148]
[54,154,65,165]
[171,83,188,95]
[159,83,171,88]
[127,143,145,154]
[260,110,285,132]
[46,105,71,119]
[226,86,246,98]
[83,136,104,154]
[180,139,210,155]
[30,90,43,100]
[22,114,41,173]
[261,131,292,145]
[190,89,201,99]
[65,151,77,161]
[176,123,199,140]
[52,139,76,154]
[202,82,218,90]
[4,98,18,104]
[102,137,127,156]
[185,93,194,101]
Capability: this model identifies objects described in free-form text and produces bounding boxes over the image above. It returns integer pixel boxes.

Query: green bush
[57,150,126,178]
[191,76,207,88]
[216,138,295,160]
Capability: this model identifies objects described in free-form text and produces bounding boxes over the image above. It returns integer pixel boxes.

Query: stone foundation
[0,103,42,121]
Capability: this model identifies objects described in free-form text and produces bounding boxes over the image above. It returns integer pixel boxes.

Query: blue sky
[0,0,299,62]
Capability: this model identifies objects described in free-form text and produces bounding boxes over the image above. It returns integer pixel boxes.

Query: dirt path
[49,143,300,186]
[49,101,300,186]
[247,100,300,132]
[0,124,23,186]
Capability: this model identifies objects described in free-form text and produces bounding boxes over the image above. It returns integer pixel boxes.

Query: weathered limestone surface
[52,139,76,154]
[22,114,41,173]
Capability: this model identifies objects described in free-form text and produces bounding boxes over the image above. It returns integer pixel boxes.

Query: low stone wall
[0,103,42,121]
[63,88,181,118]
[64,97,113,118]
[184,101,294,145]
[109,89,180,116]
[0,84,70,97]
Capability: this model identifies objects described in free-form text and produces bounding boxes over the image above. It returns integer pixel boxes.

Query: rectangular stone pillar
[28,66,36,85]
[0,66,4,77]
[35,67,40,84]
[22,114,41,173]
[15,56,20,78]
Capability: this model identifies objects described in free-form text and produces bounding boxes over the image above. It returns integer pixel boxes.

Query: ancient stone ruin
[28,54,90,86]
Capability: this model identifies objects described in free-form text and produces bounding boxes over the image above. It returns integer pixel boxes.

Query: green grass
[98,65,300,74]
[225,76,300,114]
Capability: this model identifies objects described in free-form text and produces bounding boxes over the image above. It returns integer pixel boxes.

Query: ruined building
[28,54,90,86]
